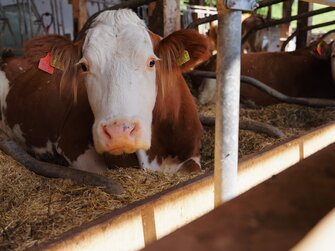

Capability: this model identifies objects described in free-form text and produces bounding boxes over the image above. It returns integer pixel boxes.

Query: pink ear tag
[316,43,322,56]
[38,52,55,74]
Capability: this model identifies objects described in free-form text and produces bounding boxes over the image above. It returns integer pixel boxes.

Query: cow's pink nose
[102,121,137,141]
[96,120,149,155]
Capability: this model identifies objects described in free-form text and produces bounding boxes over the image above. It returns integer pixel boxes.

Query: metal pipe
[16,0,24,45]
[59,0,65,35]
[186,0,289,29]
[27,0,34,37]
[53,0,60,34]
[281,20,335,51]
[214,2,241,205]
[49,0,56,33]
[242,6,335,44]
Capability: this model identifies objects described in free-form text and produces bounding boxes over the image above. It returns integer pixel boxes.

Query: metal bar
[214,2,241,205]
[281,20,335,51]
[49,0,56,33]
[21,0,29,39]
[16,0,24,45]
[242,6,335,44]
[186,0,289,29]
[28,0,34,37]
[53,0,60,34]
[59,0,65,35]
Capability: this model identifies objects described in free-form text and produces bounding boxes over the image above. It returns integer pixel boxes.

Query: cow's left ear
[313,40,332,59]
[155,29,211,72]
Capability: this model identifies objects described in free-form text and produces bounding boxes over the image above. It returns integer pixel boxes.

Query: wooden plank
[32,122,335,251]
[72,0,87,38]
[292,209,335,251]
[148,0,180,36]
[72,0,79,38]
[142,143,335,251]
[79,0,88,31]
[302,0,335,7]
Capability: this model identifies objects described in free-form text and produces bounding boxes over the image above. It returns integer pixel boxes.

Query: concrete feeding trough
[29,121,335,251]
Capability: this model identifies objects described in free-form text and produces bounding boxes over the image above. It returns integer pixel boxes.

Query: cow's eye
[147,57,159,69]
[78,58,89,73]
[149,59,155,68]
[81,63,88,72]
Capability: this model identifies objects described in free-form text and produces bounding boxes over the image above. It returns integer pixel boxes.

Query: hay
[1,102,335,250]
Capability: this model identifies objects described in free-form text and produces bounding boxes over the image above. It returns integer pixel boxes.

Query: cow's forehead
[83,10,153,63]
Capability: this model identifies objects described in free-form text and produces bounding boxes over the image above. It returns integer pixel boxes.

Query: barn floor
[1,103,335,250]
[142,142,335,251]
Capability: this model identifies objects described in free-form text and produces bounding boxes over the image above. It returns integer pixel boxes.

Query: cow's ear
[155,29,211,72]
[313,40,332,59]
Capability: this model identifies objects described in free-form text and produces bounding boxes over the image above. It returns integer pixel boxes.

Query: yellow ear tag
[316,42,322,56]
[51,55,65,71]
[177,50,190,66]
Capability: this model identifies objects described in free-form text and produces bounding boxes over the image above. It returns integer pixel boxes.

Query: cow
[207,14,276,54]
[0,9,211,175]
[193,40,335,105]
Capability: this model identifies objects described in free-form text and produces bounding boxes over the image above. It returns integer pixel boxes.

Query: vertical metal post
[214,1,242,206]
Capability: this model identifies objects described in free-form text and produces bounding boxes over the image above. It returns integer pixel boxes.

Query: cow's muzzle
[96,119,149,155]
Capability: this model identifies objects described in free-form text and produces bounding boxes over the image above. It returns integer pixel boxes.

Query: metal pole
[214,1,241,206]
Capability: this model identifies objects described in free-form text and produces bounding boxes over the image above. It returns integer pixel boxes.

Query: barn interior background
[1,0,335,251]
[1,0,334,52]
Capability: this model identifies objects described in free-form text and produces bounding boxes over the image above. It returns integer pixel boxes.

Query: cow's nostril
[102,125,112,140]
[122,124,130,132]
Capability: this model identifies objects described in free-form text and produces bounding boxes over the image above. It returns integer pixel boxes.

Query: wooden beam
[148,0,180,36]
[302,0,335,7]
[72,0,87,38]
[296,1,311,49]
[79,0,88,31]
[72,0,79,38]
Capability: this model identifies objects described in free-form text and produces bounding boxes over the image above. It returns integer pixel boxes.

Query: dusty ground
[1,102,335,250]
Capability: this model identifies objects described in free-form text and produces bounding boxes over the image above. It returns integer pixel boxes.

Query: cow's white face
[81,10,158,155]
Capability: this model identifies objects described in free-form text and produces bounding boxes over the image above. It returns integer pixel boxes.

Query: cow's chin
[96,141,150,155]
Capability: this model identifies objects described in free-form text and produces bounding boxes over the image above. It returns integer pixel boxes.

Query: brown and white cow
[0,9,210,174]
[194,40,335,105]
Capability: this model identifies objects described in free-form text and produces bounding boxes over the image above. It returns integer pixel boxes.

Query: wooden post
[281,0,293,38]
[296,1,311,49]
[148,0,180,36]
[79,0,88,31]
[72,0,87,38]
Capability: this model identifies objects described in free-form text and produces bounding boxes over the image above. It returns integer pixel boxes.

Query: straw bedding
[1,102,335,250]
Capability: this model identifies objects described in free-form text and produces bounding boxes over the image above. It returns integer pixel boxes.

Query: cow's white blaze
[81,10,157,154]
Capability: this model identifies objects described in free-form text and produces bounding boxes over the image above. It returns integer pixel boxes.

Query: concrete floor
[143,143,335,251]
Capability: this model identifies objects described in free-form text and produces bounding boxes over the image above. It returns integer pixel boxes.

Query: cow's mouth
[105,142,150,155]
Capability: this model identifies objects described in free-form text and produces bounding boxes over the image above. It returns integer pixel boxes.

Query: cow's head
[74,10,210,155]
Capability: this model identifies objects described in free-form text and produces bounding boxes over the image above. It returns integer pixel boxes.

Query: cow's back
[241,51,335,105]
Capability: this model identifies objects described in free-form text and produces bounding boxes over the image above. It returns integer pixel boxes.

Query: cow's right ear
[154,29,211,73]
